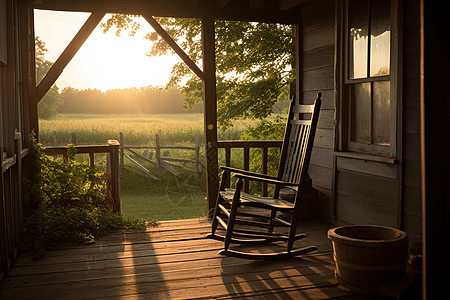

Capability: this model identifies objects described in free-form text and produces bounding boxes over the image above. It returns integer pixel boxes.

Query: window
[343,0,397,157]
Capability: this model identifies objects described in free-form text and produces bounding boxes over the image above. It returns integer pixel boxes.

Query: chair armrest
[233,172,299,187]
[220,166,278,181]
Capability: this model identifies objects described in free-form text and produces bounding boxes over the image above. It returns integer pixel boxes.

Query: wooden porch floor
[0,218,387,299]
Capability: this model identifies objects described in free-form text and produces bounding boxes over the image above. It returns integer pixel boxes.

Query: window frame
[339,0,400,159]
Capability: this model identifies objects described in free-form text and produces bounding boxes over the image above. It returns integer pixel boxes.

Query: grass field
[39,113,253,146]
[39,113,256,221]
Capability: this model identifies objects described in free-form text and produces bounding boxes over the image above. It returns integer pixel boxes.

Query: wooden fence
[119,132,202,181]
[49,131,203,181]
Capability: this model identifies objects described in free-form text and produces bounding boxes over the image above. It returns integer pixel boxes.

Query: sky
[34,9,182,92]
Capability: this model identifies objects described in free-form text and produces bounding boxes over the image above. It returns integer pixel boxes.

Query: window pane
[370,0,390,77]
[373,81,390,145]
[352,82,371,143]
[348,0,368,79]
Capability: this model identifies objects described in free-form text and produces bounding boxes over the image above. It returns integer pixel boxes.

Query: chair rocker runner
[207,93,322,259]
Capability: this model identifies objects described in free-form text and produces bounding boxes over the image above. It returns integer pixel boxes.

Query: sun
[74,16,182,91]
[35,11,181,92]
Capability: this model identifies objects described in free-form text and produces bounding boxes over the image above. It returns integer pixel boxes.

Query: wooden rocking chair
[207,93,322,259]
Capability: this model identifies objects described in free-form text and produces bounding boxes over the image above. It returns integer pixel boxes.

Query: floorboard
[0,218,389,300]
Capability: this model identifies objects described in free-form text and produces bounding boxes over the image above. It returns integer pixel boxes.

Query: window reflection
[370,0,390,77]
[348,0,390,79]
[352,83,371,144]
[373,81,390,145]
[348,0,368,79]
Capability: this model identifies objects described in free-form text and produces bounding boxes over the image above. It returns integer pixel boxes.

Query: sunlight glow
[34,10,181,91]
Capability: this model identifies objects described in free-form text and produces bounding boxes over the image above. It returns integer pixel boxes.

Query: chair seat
[220,188,294,210]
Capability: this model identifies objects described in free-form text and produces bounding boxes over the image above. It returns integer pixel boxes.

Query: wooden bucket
[327,225,409,295]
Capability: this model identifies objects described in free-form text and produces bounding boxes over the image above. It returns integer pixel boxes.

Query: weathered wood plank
[303,24,335,52]
[303,45,334,72]
[404,133,420,161]
[336,156,397,179]
[404,106,420,134]
[404,23,420,54]
[317,109,335,130]
[303,66,334,92]
[14,239,221,267]
[302,0,335,34]
[0,219,380,300]
[335,170,398,209]
[404,78,420,107]
[309,164,332,191]
[4,250,335,288]
[33,0,300,24]
[310,147,333,169]
[403,159,421,188]
[404,0,420,27]
[403,185,421,216]
[313,128,334,149]
[404,51,420,80]
[1,266,339,300]
[335,193,397,227]
[303,89,334,109]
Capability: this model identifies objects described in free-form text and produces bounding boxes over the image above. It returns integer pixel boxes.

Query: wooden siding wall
[402,0,422,245]
[301,0,422,246]
[0,0,34,279]
[300,0,335,222]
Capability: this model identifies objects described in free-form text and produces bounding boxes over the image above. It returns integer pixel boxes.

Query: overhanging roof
[33,0,308,24]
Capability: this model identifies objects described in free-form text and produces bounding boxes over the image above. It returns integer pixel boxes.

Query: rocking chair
[207,93,322,259]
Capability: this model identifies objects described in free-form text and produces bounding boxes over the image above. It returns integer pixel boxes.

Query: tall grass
[39,113,255,146]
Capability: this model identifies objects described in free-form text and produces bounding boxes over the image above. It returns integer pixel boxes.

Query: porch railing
[42,140,121,214]
[214,140,283,196]
[40,139,282,213]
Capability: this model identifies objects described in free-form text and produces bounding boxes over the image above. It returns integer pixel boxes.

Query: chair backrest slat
[276,93,321,192]
[292,105,314,114]
[290,120,311,125]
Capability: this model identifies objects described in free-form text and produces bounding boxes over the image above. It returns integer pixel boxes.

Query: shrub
[24,133,146,259]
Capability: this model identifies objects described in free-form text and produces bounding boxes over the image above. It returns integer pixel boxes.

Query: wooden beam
[219,0,233,6]
[20,1,37,140]
[141,13,204,81]
[278,0,309,10]
[35,11,105,102]
[33,0,300,24]
[201,15,219,213]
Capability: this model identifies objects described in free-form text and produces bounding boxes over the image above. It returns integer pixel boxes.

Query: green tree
[35,37,61,120]
[101,17,294,128]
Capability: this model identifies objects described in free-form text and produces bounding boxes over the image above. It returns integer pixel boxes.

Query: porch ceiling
[33,0,308,24]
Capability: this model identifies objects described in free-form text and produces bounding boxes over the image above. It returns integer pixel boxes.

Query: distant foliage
[36,37,61,120]
[57,86,203,115]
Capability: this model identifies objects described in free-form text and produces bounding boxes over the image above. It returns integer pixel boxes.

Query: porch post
[201,16,219,213]
[421,0,450,298]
